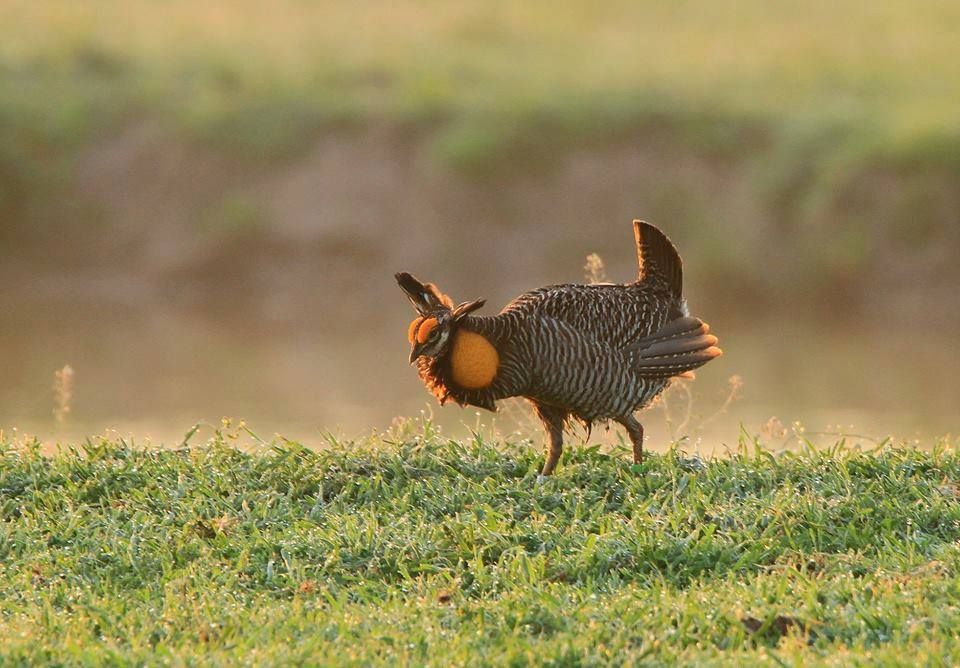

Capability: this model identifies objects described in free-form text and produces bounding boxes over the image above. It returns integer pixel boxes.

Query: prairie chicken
[397,221,721,476]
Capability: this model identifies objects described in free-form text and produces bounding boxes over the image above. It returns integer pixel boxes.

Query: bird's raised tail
[634,220,683,300]
[627,316,722,378]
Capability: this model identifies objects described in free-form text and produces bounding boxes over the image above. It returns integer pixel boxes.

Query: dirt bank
[3,122,958,440]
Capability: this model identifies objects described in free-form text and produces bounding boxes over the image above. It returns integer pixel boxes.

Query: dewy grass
[2,423,960,664]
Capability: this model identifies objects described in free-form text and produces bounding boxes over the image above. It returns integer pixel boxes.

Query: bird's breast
[449,330,499,390]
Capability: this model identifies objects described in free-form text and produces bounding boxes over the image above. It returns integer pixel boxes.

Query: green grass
[3,421,960,664]
[3,1,960,171]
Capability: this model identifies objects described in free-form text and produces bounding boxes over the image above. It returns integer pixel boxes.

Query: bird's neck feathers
[416,321,501,411]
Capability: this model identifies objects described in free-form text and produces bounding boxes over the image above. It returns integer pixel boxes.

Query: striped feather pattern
[403,221,720,473]
[450,282,682,422]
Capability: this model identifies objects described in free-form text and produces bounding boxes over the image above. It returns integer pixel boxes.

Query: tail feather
[627,316,722,378]
[637,315,703,344]
[640,333,719,358]
[634,221,683,299]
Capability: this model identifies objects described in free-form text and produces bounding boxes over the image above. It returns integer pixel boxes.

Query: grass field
[3,1,959,184]
[3,421,960,664]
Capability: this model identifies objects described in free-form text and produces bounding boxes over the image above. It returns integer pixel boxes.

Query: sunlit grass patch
[2,424,959,663]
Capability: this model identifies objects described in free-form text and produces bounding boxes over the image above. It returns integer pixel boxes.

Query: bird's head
[395,272,485,364]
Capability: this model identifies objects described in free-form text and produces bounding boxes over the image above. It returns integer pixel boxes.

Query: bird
[396,220,721,476]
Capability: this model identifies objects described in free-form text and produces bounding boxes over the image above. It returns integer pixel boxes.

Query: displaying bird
[397,221,721,476]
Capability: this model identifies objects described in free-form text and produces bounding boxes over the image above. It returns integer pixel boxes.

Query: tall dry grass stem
[53,365,74,427]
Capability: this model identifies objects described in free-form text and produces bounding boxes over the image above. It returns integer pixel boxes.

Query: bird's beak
[409,342,427,364]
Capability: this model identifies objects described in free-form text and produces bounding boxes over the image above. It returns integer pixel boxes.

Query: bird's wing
[501,284,672,349]
[520,315,637,409]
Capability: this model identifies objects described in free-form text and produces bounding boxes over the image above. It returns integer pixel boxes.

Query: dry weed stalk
[53,365,74,426]
[490,397,542,442]
[665,380,695,439]
[700,374,743,429]
[760,416,788,441]
[583,253,608,284]
[658,373,743,441]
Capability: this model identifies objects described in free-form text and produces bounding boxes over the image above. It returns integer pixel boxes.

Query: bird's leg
[541,421,564,477]
[533,402,567,478]
[618,415,645,464]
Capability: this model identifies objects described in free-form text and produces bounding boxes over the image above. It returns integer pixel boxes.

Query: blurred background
[2,1,958,448]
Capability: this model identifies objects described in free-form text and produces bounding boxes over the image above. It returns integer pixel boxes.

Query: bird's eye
[415,317,439,344]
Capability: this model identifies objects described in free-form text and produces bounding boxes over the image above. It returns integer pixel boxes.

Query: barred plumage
[398,221,722,476]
